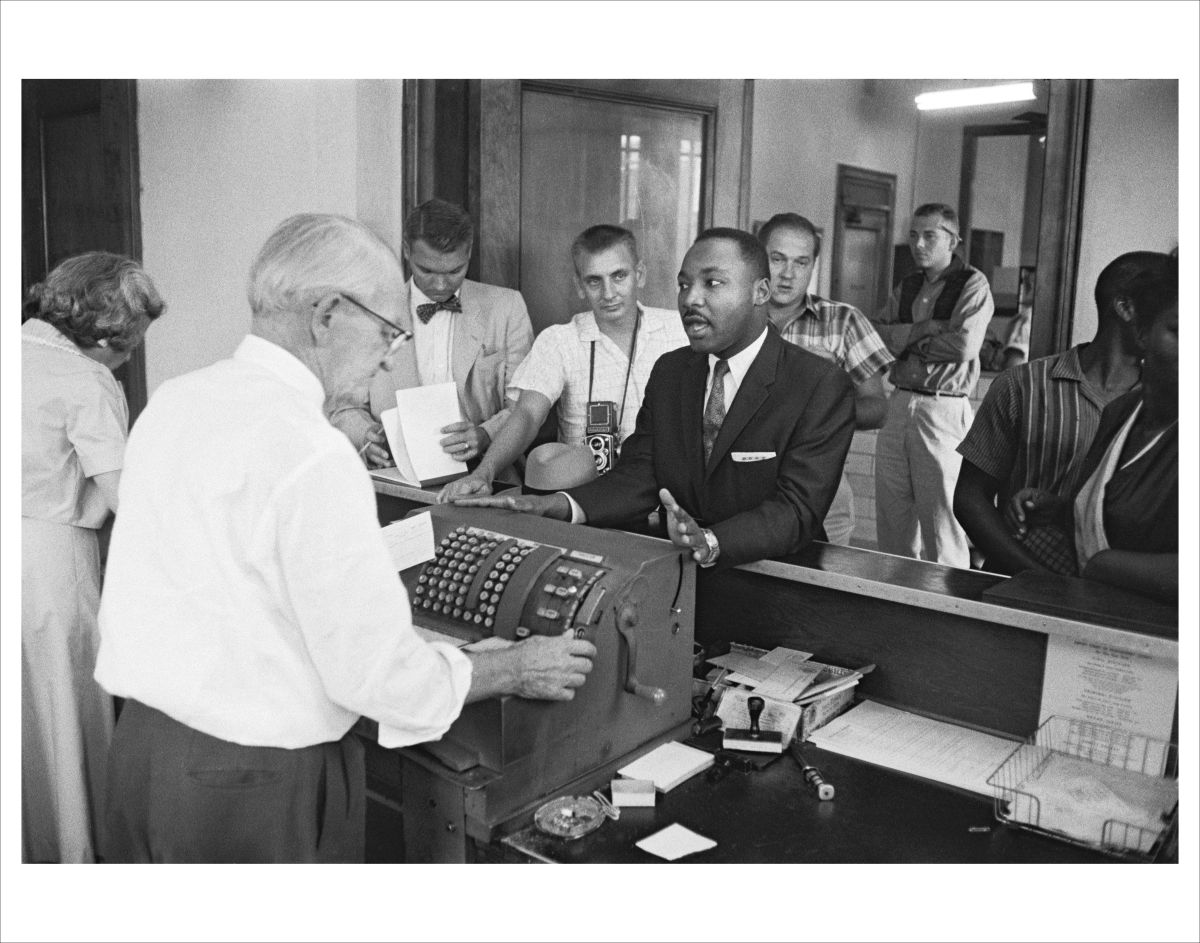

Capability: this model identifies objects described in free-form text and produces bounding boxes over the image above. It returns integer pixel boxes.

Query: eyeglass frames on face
[325,292,413,355]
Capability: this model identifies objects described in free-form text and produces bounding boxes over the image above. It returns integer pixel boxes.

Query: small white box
[611,778,656,807]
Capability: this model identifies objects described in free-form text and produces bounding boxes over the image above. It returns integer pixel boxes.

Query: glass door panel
[520,89,705,332]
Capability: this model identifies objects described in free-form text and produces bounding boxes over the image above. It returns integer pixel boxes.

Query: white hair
[247,213,401,318]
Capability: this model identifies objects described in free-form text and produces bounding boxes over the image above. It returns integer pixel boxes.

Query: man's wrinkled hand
[439,421,490,463]
[510,631,597,701]
[438,473,493,504]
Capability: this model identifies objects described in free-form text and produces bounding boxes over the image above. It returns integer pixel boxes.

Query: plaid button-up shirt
[769,293,894,385]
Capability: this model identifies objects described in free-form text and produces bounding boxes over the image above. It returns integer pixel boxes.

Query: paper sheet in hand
[380,512,436,573]
[380,382,467,485]
[807,700,1017,797]
[636,823,716,861]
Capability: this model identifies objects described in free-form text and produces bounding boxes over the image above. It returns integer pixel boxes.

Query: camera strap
[588,308,641,435]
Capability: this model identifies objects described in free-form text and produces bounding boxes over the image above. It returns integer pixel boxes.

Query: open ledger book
[377,381,468,487]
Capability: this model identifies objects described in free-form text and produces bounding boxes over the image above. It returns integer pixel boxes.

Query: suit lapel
[451,279,484,387]
[681,352,709,477]
[705,330,779,478]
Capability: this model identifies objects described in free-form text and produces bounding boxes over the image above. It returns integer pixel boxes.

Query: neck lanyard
[588,308,641,432]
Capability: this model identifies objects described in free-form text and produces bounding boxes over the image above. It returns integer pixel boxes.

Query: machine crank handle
[616,603,666,706]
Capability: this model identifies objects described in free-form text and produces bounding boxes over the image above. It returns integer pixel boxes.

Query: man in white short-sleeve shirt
[95,214,595,863]
[439,224,686,502]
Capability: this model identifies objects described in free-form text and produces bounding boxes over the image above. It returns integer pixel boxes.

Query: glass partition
[520,88,706,332]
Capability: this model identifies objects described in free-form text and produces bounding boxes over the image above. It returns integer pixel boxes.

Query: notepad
[617,741,714,792]
[380,382,468,486]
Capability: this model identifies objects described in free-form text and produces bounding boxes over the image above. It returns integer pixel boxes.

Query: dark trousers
[104,700,365,863]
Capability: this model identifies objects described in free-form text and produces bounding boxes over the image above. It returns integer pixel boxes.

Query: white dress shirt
[95,334,471,748]
[410,282,456,386]
[704,326,769,407]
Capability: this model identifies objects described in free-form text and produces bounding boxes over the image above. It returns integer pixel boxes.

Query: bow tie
[415,296,462,324]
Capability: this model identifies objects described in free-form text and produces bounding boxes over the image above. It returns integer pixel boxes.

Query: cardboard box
[797,686,857,742]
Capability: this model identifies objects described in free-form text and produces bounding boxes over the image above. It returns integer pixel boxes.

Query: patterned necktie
[702,359,730,463]
[415,295,462,324]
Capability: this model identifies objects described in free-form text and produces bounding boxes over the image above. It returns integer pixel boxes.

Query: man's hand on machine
[466,629,597,702]
[450,492,573,520]
[509,631,597,701]
[438,472,493,503]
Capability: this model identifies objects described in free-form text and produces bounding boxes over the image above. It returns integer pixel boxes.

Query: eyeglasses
[328,292,413,355]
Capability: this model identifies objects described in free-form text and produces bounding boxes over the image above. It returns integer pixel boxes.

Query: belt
[896,387,966,398]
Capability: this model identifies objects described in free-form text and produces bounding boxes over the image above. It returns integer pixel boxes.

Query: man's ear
[1112,294,1136,325]
[310,293,340,345]
[401,241,412,265]
[752,276,771,306]
[635,260,647,290]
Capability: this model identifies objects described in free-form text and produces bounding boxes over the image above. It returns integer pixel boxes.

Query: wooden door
[831,165,895,316]
[22,79,147,421]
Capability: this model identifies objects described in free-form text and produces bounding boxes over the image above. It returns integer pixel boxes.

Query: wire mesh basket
[987,715,1178,861]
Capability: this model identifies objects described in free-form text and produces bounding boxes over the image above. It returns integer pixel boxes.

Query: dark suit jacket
[569,326,855,568]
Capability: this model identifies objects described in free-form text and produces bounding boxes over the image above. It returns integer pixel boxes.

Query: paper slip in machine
[393,504,695,861]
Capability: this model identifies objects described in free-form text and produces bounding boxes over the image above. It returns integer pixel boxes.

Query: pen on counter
[790,743,835,801]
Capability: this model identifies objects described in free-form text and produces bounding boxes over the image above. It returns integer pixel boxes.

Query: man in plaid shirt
[758,213,893,544]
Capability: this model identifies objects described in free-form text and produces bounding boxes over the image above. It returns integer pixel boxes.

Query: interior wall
[1072,80,1179,344]
[137,80,404,393]
[749,80,923,298]
[972,134,1030,269]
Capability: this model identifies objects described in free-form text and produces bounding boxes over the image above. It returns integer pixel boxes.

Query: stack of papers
[704,646,868,740]
[806,700,1018,797]
[617,741,713,792]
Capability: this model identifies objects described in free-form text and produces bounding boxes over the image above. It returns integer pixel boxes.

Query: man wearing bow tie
[328,199,533,472]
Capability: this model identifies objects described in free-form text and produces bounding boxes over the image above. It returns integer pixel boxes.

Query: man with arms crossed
[869,203,993,566]
[95,214,594,863]
[440,224,685,502]
[454,228,855,570]
[329,198,533,474]
[758,212,894,545]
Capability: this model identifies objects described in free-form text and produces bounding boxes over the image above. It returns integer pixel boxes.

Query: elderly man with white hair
[95,214,595,863]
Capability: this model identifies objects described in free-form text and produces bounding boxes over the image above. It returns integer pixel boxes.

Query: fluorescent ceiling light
[915,82,1036,111]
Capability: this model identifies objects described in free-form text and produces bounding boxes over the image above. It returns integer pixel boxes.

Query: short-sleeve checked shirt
[770,294,894,385]
[508,305,687,447]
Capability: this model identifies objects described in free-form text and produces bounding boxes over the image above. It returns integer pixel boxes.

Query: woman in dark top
[1007,257,1177,602]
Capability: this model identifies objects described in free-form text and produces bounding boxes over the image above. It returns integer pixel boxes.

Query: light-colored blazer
[330,278,533,453]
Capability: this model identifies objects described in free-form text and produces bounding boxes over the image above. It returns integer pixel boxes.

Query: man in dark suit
[453,228,855,569]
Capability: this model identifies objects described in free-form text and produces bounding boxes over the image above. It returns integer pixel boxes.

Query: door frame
[22,79,147,422]
[831,163,897,315]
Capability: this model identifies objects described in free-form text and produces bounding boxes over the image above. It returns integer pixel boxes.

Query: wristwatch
[698,528,721,567]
